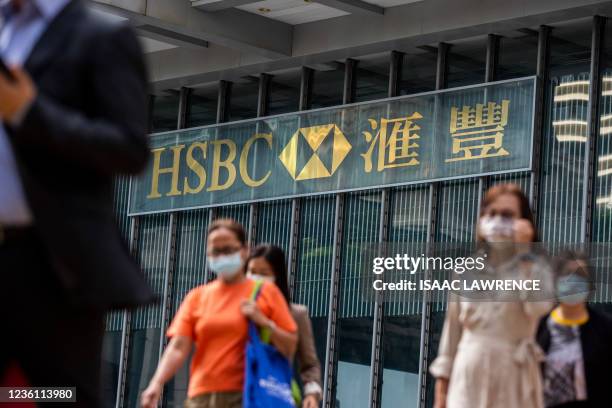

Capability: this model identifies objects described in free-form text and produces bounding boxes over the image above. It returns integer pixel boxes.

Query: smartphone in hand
[0,57,15,81]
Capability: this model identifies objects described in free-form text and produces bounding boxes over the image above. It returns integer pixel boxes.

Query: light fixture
[258,7,271,13]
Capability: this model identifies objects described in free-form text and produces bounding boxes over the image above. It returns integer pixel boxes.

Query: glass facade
[186,84,218,128]
[381,186,429,408]
[354,53,390,102]
[164,210,210,407]
[399,50,438,95]
[102,176,133,407]
[268,69,302,116]
[497,30,539,80]
[150,92,180,133]
[334,192,380,408]
[228,77,260,121]
[107,16,612,408]
[539,19,593,242]
[446,36,487,88]
[124,214,171,407]
[311,63,345,109]
[293,196,336,373]
[592,20,612,243]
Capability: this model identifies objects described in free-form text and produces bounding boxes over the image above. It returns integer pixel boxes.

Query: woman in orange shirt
[141,219,298,408]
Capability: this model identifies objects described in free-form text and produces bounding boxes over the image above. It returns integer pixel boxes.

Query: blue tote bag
[243,281,296,408]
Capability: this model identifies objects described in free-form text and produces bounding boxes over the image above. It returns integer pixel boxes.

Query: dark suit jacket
[536,306,612,408]
[6,0,155,310]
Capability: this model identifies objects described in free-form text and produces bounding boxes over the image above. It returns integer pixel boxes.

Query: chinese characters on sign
[129,78,535,214]
[362,113,423,172]
[446,100,510,162]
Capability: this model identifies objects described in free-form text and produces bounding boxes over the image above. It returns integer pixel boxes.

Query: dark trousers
[0,231,105,408]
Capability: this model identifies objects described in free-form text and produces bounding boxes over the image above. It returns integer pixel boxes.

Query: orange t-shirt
[166,278,297,398]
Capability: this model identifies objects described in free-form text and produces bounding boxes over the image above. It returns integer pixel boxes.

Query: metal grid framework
[106,16,612,408]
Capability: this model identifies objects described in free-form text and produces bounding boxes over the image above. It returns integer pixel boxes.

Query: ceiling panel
[362,0,422,6]
[138,37,178,53]
[237,0,349,25]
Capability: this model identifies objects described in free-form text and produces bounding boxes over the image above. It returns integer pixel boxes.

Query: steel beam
[388,50,404,98]
[257,73,272,117]
[529,25,551,220]
[322,194,345,408]
[116,217,140,408]
[581,16,606,242]
[343,58,358,104]
[217,80,231,124]
[314,0,384,16]
[369,189,391,408]
[192,0,260,12]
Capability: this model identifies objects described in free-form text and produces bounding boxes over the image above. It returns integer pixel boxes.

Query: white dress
[430,257,554,408]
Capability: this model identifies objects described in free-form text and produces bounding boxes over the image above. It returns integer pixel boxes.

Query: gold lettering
[183,142,208,195]
[208,139,237,191]
[446,100,510,162]
[361,114,422,173]
[240,133,272,187]
[147,145,185,199]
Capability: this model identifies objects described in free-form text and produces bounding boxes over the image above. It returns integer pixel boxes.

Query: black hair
[247,244,291,304]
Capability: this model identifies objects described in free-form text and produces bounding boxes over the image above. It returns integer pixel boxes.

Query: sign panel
[129,77,536,215]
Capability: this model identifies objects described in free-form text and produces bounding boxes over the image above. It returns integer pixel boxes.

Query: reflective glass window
[163,210,209,407]
[293,197,336,374]
[380,186,430,408]
[187,84,218,128]
[539,18,593,242]
[269,69,301,115]
[254,201,293,253]
[334,192,381,408]
[311,63,345,109]
[124,214,171,407]
[497,29,539,80]
[229,77,259,121]
[101,314,123,406]
[447,37,487,88]
[151,91,180,133]
[399,50,437,95]
[355,53,390,102]
[593,19,612,242]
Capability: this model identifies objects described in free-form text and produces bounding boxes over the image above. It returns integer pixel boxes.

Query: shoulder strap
[249,280,264,301]
[248,280,273,344]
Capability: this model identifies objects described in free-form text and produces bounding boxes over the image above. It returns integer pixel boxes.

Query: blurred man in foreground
[0,0,154,406]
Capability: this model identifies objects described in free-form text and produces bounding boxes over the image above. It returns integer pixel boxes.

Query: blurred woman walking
[430,184,554,408]
[246,244,322,408]
[140,219,297,408]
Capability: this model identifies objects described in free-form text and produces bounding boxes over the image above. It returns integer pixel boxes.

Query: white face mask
[246,271,276,283]
[479,216,515,243]
[208,252,243,280]
[557,274,590,305]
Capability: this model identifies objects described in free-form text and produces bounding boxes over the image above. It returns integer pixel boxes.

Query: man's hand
[0,65,36,124]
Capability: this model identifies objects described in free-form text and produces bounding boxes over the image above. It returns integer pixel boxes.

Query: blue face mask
[208,252,243,280]
[556,274,590,305]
